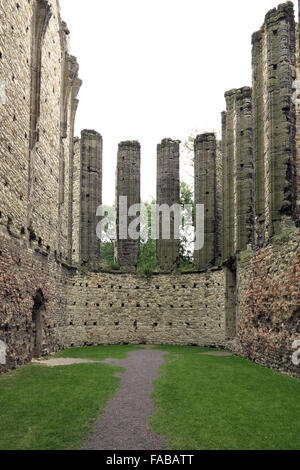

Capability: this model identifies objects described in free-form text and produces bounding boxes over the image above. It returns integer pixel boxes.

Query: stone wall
[237,229,300,378]
[0,0,80,371]
[0,227,68,373]
[0,0,300,380]
[71,137,81,264]
[60,269,226,348]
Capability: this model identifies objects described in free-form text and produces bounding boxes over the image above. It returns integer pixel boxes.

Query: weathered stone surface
[223,87,254,259]
[0,0,299,380]
[79,130,102,270]
[156,139,180,272]
[252,1,296,243]
[62,270,226,349]
[236,230,300,378]
[0,228,68,373]
[194,133,217,270]
[115,141,141,269]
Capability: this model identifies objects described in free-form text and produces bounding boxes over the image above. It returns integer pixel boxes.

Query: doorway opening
[32,289,45,358]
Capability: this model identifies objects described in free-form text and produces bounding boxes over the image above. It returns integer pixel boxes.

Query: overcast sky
[59,0,299,205]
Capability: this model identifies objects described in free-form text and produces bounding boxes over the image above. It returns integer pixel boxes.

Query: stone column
[222,97,235,261]
[157,139,180,272]
[194,133,217,270]
[80,130,102,270]
[234,87,254,252]
[223,88,254,257]
[252,2,296,242]
[221,111,230,262]
[115,141,141,269]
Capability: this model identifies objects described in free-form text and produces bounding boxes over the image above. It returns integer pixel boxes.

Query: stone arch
[32,289,46,358]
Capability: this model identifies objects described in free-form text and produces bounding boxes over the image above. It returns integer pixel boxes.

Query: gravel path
[83,349,168,450]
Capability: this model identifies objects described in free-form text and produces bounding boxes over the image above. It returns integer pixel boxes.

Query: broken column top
[157,138,181,149]
[265,1,294,24]
[81,129,102,138]
[252,1,294,43]
[195,133,216,143]
[225,87,252,99]
[118,141,141,149]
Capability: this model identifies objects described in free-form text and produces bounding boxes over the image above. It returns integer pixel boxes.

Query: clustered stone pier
[0,0,299,378]
[194,133,217,271]
[156,139,180,272]
[115,141,141,269]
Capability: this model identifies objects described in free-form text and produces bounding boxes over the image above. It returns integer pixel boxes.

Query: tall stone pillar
[80,130,102,270]
[222,97,234,261]
[252,2,296,243]
[157,139,180,272]
[222,88,254,258]
[194,133,217,270]
[221,111,230,262]
[115,141,141,269]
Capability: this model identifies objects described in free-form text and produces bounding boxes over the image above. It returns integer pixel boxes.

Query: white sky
[60,0,299,205]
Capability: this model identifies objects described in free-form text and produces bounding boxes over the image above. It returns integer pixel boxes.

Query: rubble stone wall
[61,269,226,348]
[237,230,300,378]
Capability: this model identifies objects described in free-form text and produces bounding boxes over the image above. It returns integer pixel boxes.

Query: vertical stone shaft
[216,139,223,263]
[80,130,102,269]
[252,2,296,242]
[194,134,217,270]
[157,139,180,271]
[115,141,141,269]
[223,88,254,257]
[252,30,265,246]
[221,111,230,262]
[222,95,235,260]
[235,88,254,252]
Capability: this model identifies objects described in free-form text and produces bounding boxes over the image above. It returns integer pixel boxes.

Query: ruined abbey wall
[60,269,226,349]
[0,0,80,372]
[0,1,300,377]
[237,230,300,377]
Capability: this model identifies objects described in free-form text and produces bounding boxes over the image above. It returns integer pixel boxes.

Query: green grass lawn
[0,345,140,450]
[150,346,300,450]
[0,344,299,450]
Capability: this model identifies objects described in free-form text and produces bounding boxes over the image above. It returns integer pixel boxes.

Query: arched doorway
[32,289,45,358]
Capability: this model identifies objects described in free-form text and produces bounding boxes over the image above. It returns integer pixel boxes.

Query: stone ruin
[0,0,299,377]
